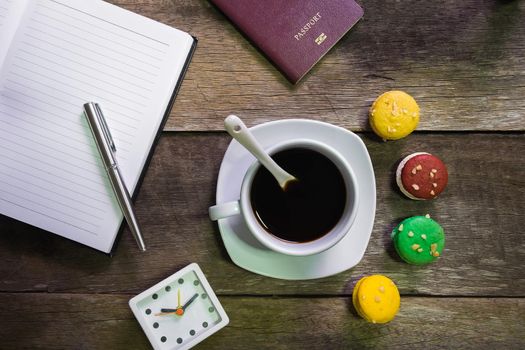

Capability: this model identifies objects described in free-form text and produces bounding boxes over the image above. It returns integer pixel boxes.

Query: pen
[83,102,146,252]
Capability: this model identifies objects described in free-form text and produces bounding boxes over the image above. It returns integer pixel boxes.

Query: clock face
[129,264,229,350]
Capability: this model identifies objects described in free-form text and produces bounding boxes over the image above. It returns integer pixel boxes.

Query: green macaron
[391,215,445,265]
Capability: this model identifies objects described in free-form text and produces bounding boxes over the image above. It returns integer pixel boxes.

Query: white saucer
[214,119,376,280]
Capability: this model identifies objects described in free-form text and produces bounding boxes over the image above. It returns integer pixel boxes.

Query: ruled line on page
[46,0,170,49]
[14,55,151,100]
[3,84,135,151]
[0,107,93,152]
[0,161,111,206]
[31,14,164,67]
[0,177,104,220]
[0,196,99,235]
[0,132,101,176]
[0,96,132,151]
[0,98,132,166]
[38,1,169,53]
[13,63,148,109]
[0,116,99,166]
[0,130,105,179]
[0,186,101,227]
[25,24,161,77]
[34,9,165,61]
[0,121,110,190]
[2,88,133,155]
[20,38,157,86]
[13,41,151,113]
[0,96,95,141]
[8,71,145,128]
[9,69,145,126]
[4,79,137,139]
[0,168,107,213]
[16,50,153,95]
[2,88,133,145]
[0,142,107,188]
[0,152,112,200]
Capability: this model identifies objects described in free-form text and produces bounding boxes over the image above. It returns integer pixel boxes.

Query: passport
[210,0,364,84]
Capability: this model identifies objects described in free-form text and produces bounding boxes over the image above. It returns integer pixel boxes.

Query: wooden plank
[0,293,523,349]
[105,0,525,131]
[1,132,524,296]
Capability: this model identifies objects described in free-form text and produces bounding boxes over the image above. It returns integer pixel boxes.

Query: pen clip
[94,103,116,153]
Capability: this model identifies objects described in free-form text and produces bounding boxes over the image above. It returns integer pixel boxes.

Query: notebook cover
[210,0,363,84]
[109,36,198,256]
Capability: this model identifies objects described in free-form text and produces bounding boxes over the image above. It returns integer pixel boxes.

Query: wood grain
[105,0,525,131]
[0,293,523,349]
[1,132,523,296]
[2,1,524,348]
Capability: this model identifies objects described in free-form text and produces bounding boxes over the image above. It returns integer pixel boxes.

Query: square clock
[129,263,229,350]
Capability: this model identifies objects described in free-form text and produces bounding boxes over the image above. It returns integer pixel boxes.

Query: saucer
[214,119,376,280]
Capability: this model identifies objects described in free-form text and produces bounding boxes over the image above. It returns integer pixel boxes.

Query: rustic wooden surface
[1,133,524,348]
[109,0,525,132]
[1,294,523,350]
[2,0,525,349]
[2,133,525,296]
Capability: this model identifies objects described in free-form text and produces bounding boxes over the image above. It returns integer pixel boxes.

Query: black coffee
[250,148,347,243]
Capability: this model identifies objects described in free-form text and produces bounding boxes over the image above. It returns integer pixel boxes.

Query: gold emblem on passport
[315,33,327,45]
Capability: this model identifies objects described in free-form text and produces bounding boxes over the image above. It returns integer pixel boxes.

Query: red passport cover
[210,0,363,84]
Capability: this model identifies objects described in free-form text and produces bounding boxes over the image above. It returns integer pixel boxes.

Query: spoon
[224,115,297,190]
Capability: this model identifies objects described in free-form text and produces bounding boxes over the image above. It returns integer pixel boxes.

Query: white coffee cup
[209,139,359,256]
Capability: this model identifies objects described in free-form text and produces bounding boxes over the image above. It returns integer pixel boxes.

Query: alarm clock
[129,263,229,350]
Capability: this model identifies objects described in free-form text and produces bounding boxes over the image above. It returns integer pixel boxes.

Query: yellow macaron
[369,90,420,140]
[352,275,400,323]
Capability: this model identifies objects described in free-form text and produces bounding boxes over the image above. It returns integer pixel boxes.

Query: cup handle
[209,201,241,221]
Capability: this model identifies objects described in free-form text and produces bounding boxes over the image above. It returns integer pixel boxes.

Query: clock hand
[159,289,185,316]
[159,307,184,316]
[156,293,199,316]
[159,308,179,313]
[181,293,199,312]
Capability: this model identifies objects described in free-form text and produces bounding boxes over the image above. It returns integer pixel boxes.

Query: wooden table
[1,1,524,348]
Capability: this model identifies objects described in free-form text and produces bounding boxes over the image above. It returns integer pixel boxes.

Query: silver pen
[83,102,146,251]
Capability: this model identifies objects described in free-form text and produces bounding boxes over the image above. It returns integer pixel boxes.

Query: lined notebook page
[0,0,193,252]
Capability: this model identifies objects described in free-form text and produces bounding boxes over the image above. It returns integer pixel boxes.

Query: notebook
[0,0,196,253]
[211,0,363,84]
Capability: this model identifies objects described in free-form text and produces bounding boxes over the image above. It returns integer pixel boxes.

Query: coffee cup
[209,138,359,256]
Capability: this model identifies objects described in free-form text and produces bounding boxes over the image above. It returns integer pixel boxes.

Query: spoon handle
[224,115,295,188]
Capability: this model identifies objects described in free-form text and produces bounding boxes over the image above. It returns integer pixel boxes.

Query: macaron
[369,90,419,140]
[391,215,445,265]
[352,275,400,324]
[396,152,448,200]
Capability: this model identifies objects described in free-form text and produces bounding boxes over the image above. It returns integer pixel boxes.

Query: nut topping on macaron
[391,215,445,265]
[369,91,420,141]
[396,152,448,200]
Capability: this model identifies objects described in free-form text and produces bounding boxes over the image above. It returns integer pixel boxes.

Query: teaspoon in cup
[224,115,298,191]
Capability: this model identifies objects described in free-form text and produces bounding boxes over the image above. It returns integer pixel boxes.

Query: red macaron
[396,152,448,200]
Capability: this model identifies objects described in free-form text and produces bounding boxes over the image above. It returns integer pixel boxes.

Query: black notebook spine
[109,36,198,256]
